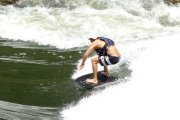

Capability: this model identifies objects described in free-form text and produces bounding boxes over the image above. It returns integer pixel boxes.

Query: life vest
[95,37,115,56]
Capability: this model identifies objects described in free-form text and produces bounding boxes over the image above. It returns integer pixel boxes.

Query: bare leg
[85,57,99,84]
[103,66,110,77]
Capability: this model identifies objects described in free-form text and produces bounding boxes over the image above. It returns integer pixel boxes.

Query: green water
[0,38,131,119]
[0,38,86,107]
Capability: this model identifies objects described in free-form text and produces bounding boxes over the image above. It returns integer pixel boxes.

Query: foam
[1,1,177,50]
[61,34,180,120]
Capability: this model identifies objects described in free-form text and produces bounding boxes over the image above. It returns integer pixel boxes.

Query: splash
[61,33,180,120]
[1,0,178,50]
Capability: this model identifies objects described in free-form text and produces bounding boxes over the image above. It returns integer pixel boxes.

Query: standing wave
[61,32,180,120]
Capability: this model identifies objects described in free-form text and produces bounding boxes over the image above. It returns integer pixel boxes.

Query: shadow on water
[0,38,132,119]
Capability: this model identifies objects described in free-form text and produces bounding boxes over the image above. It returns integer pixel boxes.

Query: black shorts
[98,56,120,66]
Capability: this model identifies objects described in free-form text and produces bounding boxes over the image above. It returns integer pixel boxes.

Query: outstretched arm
[79,43,96,70]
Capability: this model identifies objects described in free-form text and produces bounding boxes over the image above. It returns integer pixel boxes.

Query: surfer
[79,37,121,84]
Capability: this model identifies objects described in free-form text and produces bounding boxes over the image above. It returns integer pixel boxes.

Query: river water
[0,0,180,120]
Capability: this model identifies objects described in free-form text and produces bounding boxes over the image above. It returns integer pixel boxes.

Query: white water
[1,0,180,120]
[1,0,179,49]
[62,33,180,120]
[61,1,180,120]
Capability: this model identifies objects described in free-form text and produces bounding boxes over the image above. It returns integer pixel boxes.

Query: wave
[0,1,180,50]
[0,100,59,120]
[61,32,180,120]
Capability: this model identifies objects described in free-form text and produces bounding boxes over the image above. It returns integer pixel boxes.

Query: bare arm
[79,42,96,69]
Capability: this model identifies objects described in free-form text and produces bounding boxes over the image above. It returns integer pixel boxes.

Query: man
[79,37,121,84]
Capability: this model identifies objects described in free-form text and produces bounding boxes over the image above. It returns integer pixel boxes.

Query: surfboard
[74,71,119,89]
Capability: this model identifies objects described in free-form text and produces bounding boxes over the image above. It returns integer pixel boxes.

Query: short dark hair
[89,38,95,42]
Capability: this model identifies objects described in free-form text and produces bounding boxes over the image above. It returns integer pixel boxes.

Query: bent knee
[91,57,99,63]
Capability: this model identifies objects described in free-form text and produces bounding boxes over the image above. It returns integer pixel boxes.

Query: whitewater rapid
[1,0,180,120]
[60,1,180,120]
[1,0,179,50]
[61,33,180,120]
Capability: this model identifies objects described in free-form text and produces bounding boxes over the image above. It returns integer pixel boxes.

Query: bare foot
[85,78,98,84]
